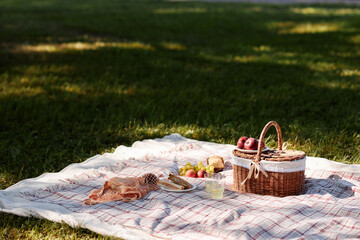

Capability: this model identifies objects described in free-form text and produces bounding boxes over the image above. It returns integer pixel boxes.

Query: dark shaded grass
[0,0,360,238]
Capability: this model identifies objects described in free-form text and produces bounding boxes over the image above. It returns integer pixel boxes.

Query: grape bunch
[178,161,215,178]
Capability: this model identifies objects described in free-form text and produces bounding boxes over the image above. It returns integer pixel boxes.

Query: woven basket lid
[233,121,306,163]
[233,149,306,162]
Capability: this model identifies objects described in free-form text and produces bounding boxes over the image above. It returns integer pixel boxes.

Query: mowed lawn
[1,0,360,238]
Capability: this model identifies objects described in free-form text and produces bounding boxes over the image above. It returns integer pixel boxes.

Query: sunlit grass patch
[331,51,360,57]
[56,83,111,96]
[201,50,350,78]
[0,172,10,189]
[57,84,142,96]
[248,6,263,12]
[160,41,186,51]
[340,69,360,77]
[253,45,272,52]
[350,34,360,44]
[290,7,360,16]
[153,7,207,14]
[0,62,146,99]
[19,65,75,76]
[12,41,154,53]
[0,78,142,98]
[0,85,45,97]
[312,80,359,90]
[269,21,345,34]
[234,55,295,65]
[233,55,263,63]
[307,61,336,72]
[201,51,299,66]
[0,64,76,97]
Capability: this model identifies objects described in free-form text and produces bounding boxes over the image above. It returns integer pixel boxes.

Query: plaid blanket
[1,134,359,239]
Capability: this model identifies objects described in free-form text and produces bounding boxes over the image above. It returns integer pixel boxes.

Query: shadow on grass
[1,1,360,239]
[1,44,359,183]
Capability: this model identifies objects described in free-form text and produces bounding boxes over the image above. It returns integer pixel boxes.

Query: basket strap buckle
[241,161,268,186]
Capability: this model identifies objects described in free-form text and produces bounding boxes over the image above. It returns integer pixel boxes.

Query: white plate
[161,184,196,193]
[235,146,270,154]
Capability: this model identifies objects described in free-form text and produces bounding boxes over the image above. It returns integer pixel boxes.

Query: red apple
[197,170,206,178]
[237,136,248,149]
[185,169,196,178]
[244,138,258,150]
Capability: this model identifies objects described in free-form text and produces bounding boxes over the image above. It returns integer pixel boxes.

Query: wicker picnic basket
[232,121,306,197]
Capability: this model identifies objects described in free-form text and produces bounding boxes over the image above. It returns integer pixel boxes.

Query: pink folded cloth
[84,173,158,205]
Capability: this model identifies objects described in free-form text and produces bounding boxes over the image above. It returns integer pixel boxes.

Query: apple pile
[237,136,265,150]
[179,161,214,178]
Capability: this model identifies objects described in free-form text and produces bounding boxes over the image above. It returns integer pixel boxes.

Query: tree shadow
[1,1,360,237]
[1,36,360,184]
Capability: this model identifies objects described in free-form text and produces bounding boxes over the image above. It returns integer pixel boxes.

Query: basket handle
[254,121,283,163]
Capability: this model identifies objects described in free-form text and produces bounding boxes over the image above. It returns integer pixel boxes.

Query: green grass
[1,0,360,238]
